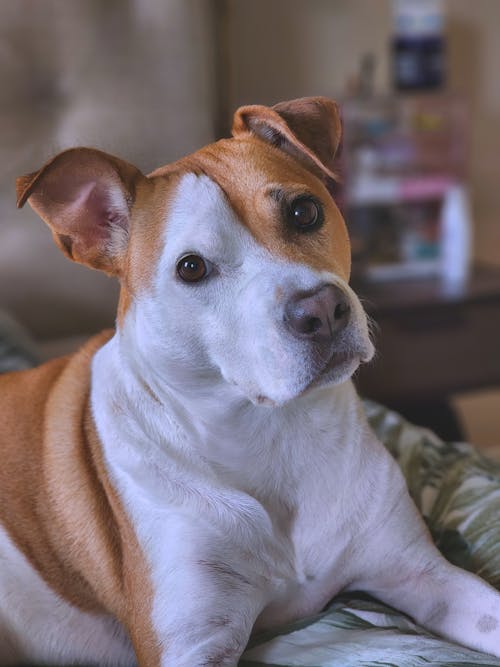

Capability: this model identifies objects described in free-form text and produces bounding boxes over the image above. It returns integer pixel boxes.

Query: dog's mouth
[246,351,360,408]
[303,337,373,394]
[251,352,359,406]
[305,350,359,391]
[235,332,374,408]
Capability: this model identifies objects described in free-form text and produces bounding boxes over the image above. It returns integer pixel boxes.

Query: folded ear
[16,147,146,275]
[232,96,342,183]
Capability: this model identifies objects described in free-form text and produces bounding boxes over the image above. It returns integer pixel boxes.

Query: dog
[1,96,499,665]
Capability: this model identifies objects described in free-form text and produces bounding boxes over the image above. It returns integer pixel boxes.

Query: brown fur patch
[117,174,182,327]
[57,233,74,259]
[149,136,351,282]
[84,395,161,665]
[0,347,105,613]
[0,332,160,664]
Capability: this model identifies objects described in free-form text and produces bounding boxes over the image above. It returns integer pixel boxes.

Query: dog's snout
[284,284,351,343]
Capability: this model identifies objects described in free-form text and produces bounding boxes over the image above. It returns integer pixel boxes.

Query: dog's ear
[232,96,342,183]
[16,147,146,275]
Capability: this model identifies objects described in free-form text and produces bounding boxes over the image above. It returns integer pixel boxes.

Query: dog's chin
[228,337,374,408]
[244,351,366,408]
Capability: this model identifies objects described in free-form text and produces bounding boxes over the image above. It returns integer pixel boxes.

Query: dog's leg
[351,445,500,657]
[128,556,266,667]
[373,556,500,656]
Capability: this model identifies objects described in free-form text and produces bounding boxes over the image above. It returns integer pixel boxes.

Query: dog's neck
[91,329,364,501]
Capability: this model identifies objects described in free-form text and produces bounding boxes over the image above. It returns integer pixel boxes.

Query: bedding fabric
[241,401,500,666]
[1,321,500,665]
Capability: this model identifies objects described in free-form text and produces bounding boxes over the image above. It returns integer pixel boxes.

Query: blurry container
[440,185,472,292]
[392,0,446,91]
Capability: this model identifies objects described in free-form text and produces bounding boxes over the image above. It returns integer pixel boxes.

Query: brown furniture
[354,264,500,440]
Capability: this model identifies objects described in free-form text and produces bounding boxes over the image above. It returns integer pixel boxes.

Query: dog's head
[17,97,374,406]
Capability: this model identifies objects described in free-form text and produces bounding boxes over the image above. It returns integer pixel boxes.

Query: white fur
[91,174,500,665]
[122,173,373,409]
[0,525,134,665]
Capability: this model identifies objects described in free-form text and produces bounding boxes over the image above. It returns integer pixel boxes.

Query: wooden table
[353,264,500,440]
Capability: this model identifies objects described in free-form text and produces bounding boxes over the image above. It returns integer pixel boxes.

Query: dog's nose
[284,284,351,342]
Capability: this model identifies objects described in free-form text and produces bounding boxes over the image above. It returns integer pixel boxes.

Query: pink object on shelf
[399,175,454,201]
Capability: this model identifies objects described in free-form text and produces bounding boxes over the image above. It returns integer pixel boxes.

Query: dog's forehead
[150,136,351,282]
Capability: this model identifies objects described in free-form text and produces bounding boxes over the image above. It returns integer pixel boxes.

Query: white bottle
[440,184,472,293]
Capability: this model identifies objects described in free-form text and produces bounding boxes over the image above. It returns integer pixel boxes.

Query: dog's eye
[288,196,323,232]
[176,254,209,283]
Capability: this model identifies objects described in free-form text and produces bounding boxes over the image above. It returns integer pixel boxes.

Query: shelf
[347,174,456,206]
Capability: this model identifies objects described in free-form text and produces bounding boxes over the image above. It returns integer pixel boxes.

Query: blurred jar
[392,0,446,91]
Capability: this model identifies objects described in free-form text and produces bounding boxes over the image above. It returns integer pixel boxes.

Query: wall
[446,0,500,267]
[226,0,391,108]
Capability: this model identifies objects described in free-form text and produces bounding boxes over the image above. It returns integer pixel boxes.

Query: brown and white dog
[1,97,500,665]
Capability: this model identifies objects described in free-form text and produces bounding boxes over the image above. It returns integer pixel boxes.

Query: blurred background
[2,0,500,454]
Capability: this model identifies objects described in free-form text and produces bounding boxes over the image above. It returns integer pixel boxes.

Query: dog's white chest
[253,474,362,628]
[92,341,380,654]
